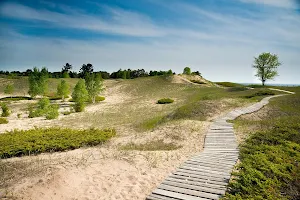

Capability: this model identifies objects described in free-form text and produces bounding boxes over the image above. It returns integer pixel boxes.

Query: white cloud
[0,2,164,37]
[239,0,297,9]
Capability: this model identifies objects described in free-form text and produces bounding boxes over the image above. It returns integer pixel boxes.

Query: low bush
[45,105,59,120]
[1,103,10,117]
[0,128,116,158]
[191,80,206,84]
[0,117,8,124]
[247,84,265,88]
[95,96,105,102]
[73,102,85,112]
[227,87,248,92]
[0,96,32,101]
[157,98,174,104]
[121,139,182,151]
[244,89,275,98]
[28,98,59,119]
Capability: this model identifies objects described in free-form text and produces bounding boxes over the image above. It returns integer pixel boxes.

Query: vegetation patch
[1,103,10,117]
[227,87,248,92]
[157,98,174,104]
[28,98,59,119]
[190,80,206,84]
[0,117,8,124]
[139,115,165,130]
[120,139,181,151]
[0,96,33,101]
[223,87,300,200]
[215,82,243,87]
[243,89,275,98]
[0,127,116,158]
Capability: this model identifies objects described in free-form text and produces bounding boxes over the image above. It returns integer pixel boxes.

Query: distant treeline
[0,63,201,79]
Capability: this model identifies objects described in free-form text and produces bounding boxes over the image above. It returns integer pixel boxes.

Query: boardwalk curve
[146,93,291,200]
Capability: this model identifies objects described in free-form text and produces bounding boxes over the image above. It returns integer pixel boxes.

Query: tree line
[0,63,201,79]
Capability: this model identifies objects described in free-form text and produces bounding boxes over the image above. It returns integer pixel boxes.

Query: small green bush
[45,104,59,120]
[157,98,174,104]
[0,128,116,158]
[0,117,8,124]
[95,96,105,102]
[74,102,85,112]
[17,113,21,118]
[1,103,10,117]
[37,97,50,110]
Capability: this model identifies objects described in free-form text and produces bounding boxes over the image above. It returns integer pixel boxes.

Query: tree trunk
[92,96,95,104]
[262,80,265,86]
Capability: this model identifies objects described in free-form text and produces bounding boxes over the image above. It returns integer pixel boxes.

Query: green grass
[190,80,206,84]
[0,117,8,124]
[215,82,244,87]
[243,89,275,99]
[0,128,116,158]
[120,139,182,151]
[157,98,174,104]
[223,87,300,200]
[0,96,33,101]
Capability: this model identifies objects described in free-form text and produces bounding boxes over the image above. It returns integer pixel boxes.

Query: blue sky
[0,0,300,84]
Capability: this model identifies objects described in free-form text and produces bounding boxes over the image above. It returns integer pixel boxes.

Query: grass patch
[215,82,244,87]
[120,139,182,151]
[0,127,116,158]
[190,80,206,84]
[223,87,300,200]
[227,87,248,92]
[157,98,174,104]
[0,117,8,124]
[0,96,33,101]
[243,89,275,98]
[139,115,165,130]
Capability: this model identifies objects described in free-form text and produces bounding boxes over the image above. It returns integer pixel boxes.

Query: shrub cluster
[157,98,174,104]
[1,103,10,117]
[28,98,59,119]
[227,87,248,92]
[244,89,275,98]
[0,127,116,158]
[0,117,8,124]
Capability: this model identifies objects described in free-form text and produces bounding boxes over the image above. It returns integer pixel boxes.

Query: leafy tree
[191,71,201,76]
[253,52,281,86]
[167,69,173,75]
[79,63,93,78]
[183,67,191,75]
[72,79,88,112]
[62,63,72,73]
[28,67,48,98]
[4,84,14,97]
[57,80,70,101]
[85,73,104,103]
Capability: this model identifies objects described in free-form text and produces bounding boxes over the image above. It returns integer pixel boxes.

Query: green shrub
[17,113,21,118]
[190,80,206,84]
[74,102,85,112]
[37,97,50,110]
[227,87,248,92]
[157,98,174,104]
[0,128,116,158]
[95,96,105,102]
[247,84,265,88]
[0,96,32,101]
[45,104,59,120]
[244,89,275,98]
[1,103,10,117]
[0,117,8,124]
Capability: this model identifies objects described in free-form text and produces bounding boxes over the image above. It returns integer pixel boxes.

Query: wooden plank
[184,160,234,169]
[174,170,229,182]
[180,165,231,174]
[152,189,207,200]
[158,184,221,200]
[169,174,228,187]
[165,177,226,191]
[177,168,230,178]
[162,180,225,195]
[147,193,179,200]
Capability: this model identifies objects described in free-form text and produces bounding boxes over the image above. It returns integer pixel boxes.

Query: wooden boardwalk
[146,95,287,200]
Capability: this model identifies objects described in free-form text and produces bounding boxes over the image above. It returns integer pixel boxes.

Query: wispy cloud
[0,2,163,37]
[239,0,297,9]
